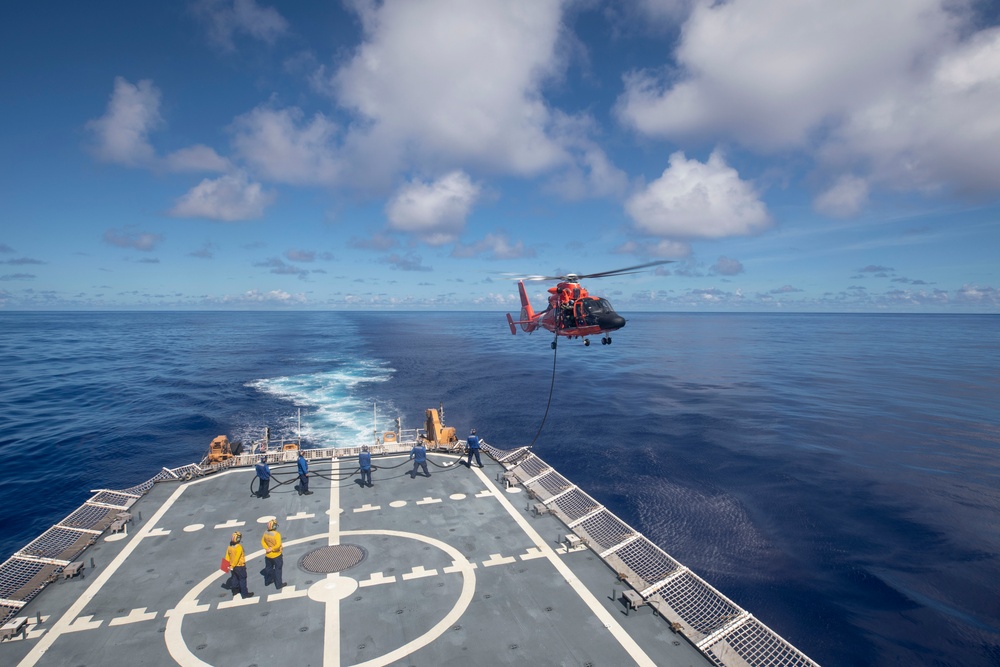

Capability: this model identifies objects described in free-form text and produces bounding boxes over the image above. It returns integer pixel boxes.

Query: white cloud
[385,171,481,245]
[231,106,342,186]
[615,239,691,259]
[169,172,276,221]
[332,0,569,181]
[220,289,306,304]
[163,145,230,173]
[625,150,771,239]
[814,174,870,218]
[617,0,956,150]
[192,0,289,51]
[103,227,163,251]
[86,77,161,167]
[451,233,535,260]
[827,25,1000,196]
[88,78,232,175]
[617,0,1000,200]
[712,256,744,276]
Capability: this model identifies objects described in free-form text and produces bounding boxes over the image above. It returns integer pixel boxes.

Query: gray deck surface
[3,453,711,666]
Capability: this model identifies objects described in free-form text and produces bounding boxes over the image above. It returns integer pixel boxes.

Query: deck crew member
[409,441,430,478]
[359,445,373,487]
[296,451,311,495]
[466,428,482,468]
[261,519,284,589]
[226,532,254,599]
[255,456,271,498]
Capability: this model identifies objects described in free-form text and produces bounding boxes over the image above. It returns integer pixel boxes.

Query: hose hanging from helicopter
[500,260,674,465]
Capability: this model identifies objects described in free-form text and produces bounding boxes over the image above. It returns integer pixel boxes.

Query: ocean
[1,311,997,666]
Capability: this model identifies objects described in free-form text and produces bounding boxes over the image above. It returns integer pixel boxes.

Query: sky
[1,0,999,312]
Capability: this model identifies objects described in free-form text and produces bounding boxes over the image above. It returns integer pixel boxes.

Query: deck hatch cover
[298,544,367,573]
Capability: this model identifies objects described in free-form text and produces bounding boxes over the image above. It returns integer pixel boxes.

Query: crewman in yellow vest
[225,532,254,598]
[261,519,284,589]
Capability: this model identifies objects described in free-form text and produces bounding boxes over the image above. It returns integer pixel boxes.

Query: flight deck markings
[286,511,315,521]
[358,572,396,587]
[108,607,157,626]
[471,464,659,667]
[415,497,441,505]
[354,504,381,513]
[214,520,245,529]
[401,565,437,580]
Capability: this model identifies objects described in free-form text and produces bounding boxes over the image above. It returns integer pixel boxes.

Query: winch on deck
[206,435,243,462]
[420,406,459,450]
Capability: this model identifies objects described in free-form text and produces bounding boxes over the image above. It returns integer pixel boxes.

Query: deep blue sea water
[1,311,998,666]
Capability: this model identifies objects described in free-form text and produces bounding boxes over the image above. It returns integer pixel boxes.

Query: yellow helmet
[267,519,278,531]
[231,531,242,543]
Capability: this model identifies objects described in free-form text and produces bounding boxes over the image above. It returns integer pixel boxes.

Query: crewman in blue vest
[359,445,373,487]
[255,456,271,498]
[466,428,483,468]
[296,451,312,495]
[409,441,430,478]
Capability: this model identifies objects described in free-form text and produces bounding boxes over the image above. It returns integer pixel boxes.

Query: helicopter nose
[598,313,626,331]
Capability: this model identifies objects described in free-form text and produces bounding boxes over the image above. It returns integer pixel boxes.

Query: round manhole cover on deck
[298,544,368,574]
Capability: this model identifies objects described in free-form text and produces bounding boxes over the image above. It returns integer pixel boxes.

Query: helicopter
[504,261,672,347]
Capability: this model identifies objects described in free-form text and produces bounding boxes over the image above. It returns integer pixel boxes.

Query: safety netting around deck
[485,443,820,667]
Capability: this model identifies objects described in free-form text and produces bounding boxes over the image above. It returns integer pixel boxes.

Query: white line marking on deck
[354,504,381,513]
[475,489,493,498]
[481,553,516,567]
[471,465,659,667]
[267,585,307,602]
[286,512,315,521]
[401,565,438,580]
[18,469,250,667]
[217,596,259,610]
[62,615,102,633]
[415,497,441,505]
[108,607,157,626]
[519,547,546,561]
[443,561,477,574]
[213,520,245,529]
[325,461,341,667]
[358,572,397,587]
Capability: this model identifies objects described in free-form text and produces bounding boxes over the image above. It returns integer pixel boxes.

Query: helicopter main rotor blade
[575,260,674,280]
[501,259,673,282]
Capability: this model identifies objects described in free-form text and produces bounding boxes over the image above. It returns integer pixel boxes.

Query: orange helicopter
[505,261,672,347]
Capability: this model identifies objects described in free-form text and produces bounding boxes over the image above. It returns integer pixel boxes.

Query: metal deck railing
[485,443,820,667]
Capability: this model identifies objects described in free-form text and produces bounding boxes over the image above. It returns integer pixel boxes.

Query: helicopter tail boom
[505,281,538,334]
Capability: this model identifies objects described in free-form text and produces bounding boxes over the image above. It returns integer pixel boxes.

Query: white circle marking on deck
[183,524,204,532]
[104,533,127,542]
[164,529,476,667]
[307,574,359,603]
[505,487,522,494]
[256,515,276,524]
[389,500,407,508]
[449,493,466,500]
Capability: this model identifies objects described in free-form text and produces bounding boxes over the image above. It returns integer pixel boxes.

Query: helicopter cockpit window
[574,297,612,326]
[582,298,612,315]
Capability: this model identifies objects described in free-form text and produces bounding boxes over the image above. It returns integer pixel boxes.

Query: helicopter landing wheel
[584,339,590,346]
[601,337,608,345]
[607,336,612,345]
